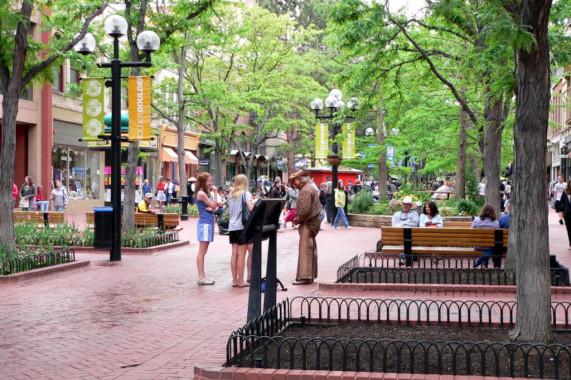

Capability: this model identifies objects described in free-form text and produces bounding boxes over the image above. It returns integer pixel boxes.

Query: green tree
[0,0,108,250]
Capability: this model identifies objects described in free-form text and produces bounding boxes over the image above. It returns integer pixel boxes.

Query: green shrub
[349,190,374,214]
[454,198,480,216]
[162,204,199,216]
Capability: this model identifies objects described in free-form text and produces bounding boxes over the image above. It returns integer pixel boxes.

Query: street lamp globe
[310,98,324,111]
[347,97,360,111]
[137,31,160,53]
[325,95,339,109]
[329,89,342,101]
[104,15,128,38]
[365,127,375,136]
[336,100,345,111]
[73,33,96,55]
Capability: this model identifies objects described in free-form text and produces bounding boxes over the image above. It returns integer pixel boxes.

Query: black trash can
[93,207,114,250]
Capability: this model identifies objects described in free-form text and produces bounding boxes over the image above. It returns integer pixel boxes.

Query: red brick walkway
[0,207,569,379]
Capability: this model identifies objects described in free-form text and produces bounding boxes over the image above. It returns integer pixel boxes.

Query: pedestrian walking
[291,170,322,285]
[283,184,298,228]
[19,176,37,211]
[156,177,166,208]
[195,172,218,286]
[142,179,152,196]
[332,180,351,229]
[227,174,254,288]
[51,180,68,211]
[554,175,567,224]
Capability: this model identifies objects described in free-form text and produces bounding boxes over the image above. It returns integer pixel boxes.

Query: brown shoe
[292,279,313,285]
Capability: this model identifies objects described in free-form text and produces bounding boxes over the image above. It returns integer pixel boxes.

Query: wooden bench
[13,211,66,227]
[442,220,473,228]
[85,212,181,231]
[376,226,508,267]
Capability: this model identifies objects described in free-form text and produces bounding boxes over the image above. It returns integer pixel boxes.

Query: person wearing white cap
[391,196,419,227]
[136,193,154,213]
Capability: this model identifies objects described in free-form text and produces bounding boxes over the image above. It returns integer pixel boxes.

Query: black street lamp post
[75,15,160,261]
[311,90,359,224]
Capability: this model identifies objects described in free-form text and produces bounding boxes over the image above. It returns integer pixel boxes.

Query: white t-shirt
[477,182,486,196]
[227,191,252,231]
[554,182,567,201]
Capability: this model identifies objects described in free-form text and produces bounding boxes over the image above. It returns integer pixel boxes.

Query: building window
[52,145,100,200]
[70,67,80,85]
[52,65,64,92]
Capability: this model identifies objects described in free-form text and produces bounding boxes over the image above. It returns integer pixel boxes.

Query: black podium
[241,198,286,322]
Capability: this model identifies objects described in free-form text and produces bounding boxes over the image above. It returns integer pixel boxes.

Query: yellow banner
[342,123,355,159]
[315,123,329,159]
[128,76,151,141]
[82,78,105,141]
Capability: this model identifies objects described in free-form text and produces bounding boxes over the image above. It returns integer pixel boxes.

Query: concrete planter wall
[347,214,473,228]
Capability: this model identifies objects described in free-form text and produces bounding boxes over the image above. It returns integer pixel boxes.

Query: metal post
[181,195,189,221]
[331,122,339,223]
[110,37,122,261]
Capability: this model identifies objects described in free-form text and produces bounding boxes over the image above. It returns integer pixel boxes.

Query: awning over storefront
[161,147,178,162]
[185,151,199,165]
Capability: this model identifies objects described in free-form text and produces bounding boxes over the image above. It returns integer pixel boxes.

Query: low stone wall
[0,261,90,285]
[347,214,473,228]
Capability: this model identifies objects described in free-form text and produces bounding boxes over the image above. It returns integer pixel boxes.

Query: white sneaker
[346,226,352,229]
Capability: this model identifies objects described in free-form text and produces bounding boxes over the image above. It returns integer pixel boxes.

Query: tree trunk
[286,127,296,181]
[177,49,188,198]
[0,91,20,252]
[376,97,388,200]
[455,108,469,200]
[123,142,139,232]
[508,0,552,344]
[483,97,505,213]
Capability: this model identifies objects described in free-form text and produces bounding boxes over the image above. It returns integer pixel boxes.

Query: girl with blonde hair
[227,174,254,287]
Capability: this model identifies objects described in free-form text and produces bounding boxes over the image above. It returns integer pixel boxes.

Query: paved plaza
[1,208,570,379]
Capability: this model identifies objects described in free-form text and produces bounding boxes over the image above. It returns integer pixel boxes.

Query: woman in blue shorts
[195,172,218,286]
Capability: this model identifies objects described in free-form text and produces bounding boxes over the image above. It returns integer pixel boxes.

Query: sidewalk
[0,208,569,379]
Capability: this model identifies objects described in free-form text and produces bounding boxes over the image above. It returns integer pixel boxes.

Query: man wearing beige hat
[391,195,419,227]
[291,170,322,285]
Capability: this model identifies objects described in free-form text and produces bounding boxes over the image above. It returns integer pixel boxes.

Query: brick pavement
[0,207,569,379]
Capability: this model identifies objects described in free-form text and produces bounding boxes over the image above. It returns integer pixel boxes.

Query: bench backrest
[14,211,65,225]
[381,227,508,248]
[85,212,179,230]
[442,221,473,228]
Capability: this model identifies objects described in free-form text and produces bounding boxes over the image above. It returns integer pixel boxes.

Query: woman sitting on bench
[471,204,500,268]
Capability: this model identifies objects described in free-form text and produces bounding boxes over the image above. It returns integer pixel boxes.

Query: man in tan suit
[291,170,322,285]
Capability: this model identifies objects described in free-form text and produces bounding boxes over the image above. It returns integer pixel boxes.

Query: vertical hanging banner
[82,78,105,141]
[315,123,329,159]
[128,76,151,141]
[342,123,355,159]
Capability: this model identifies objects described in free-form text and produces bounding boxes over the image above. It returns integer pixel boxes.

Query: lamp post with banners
[74,15,160,261]
[311,90,359,223]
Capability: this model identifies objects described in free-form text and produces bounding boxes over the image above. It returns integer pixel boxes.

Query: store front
[159,125,199,182]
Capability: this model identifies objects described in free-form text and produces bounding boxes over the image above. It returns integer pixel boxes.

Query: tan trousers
[296,215,321,281]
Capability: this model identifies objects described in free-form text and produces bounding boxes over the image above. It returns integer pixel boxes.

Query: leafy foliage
[348,189,374,213]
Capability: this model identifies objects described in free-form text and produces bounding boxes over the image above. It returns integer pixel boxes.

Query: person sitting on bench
[472,203,500,267]
[391,196,419,227]
[137,193,154,213]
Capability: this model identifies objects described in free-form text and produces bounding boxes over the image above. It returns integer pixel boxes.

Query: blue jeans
[333,206,350,228]
[325,196,332,223]
[475,249,494,267]
[36,201,50,211]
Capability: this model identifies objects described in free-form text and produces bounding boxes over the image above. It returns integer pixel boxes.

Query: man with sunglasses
[391,196,419,227]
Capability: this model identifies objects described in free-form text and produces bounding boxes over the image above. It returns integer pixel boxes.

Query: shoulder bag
[241,192,251,226]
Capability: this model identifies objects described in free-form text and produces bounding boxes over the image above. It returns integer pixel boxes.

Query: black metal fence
[1,248,75,275]
[338,254,570,286]
[226,297,571,378]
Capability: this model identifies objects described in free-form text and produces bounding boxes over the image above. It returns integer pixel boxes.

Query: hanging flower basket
[327,154,343,166]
